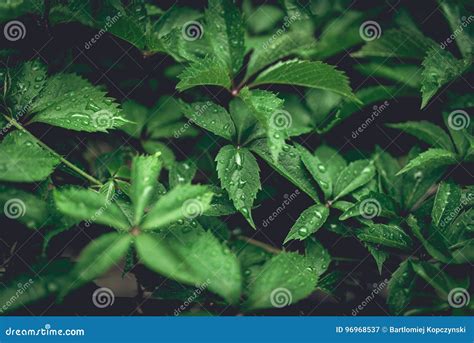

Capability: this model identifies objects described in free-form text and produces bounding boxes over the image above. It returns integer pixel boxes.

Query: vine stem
[237,236,281,254]
[3,114,103,186]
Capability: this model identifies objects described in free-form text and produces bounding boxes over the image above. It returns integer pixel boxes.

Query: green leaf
[443,110,471,158]
[305,237,331,278]
[7,60,47,114]
[439,0,473,58]
[54,188,130,231]
[249,139,320,202]
[245,29,316,78]
[295,144,333,199]
[366,244,389,274]
[420,48,470,108]
[387,121,454,151]
[30,73,126,132]
[239,87,286,161]
[251,59,358,102]
[179,100,236,141]
[130,154,162,225]
[432,181,462,229]
[244,252,318,310]
[176,56,232,91]
[357,224,413,251]
[355,63,422,88]
[410,260,458,297]
[387,260,417,315]
[397,148,457,175]
[374,146,402,202]
[352,28,436,59]
[72,233,132,285]
[216,145,260,228]
[0,131,60,182]
[205,0,245,75]
[0,185,49,229]
[407,215,452,263]
[333,160,375,200]
[136,228,242,304]
[141,185,213,231]
[284,204,329,243]
[169,160,197,188]
[339,192,398,220]
[315,145,347,188]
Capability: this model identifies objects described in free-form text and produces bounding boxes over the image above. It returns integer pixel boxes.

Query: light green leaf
[296,144,333,199]
[239,87,286,161]
[352,28,436,59]
[397,148,458,175]
[72,233,132,285]
[54,188,130,231]
[357,224,413,251]
[30,73,126,132]
[136,227,242,304]
[251,59,358,102]
[420,48,470,108]
[432,181,462,229]
[305,237,331,278]
[315,145,347,189]
[141,184,213,230]
[333,160,375,200]
[130,154,162,225]
[339,192,398,220]
[205,0,245,75]
[249,139,320,202]
[216,145,260,228]
[284,204,329,243]
[179,100,236,141]
[0,185,49,229]
[176,56,232,91]
[245,29,316,78]
[169,160,197,188]
[387,121,454,151]
[0,131,60,182]
[387,260,416,315]
[244,252,318,310]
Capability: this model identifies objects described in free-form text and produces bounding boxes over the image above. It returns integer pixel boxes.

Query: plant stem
[237,236,281,254]
[3,114,103,186]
